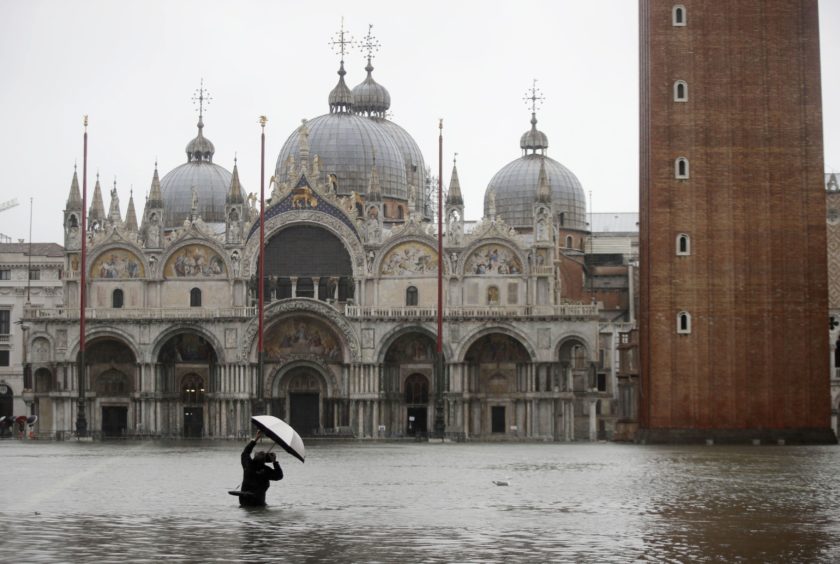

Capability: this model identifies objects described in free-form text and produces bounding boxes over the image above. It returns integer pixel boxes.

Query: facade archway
[157,332,219,438]
[382,331,439,436]
[77,337,137,438]
[557,337,592,392]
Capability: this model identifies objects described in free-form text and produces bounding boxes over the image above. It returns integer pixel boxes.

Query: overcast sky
[1,0,839,243]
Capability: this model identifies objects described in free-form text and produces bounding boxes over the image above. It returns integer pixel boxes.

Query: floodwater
[1,440,839,563]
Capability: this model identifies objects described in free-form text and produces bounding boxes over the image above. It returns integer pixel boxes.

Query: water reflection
[1,441,839,562]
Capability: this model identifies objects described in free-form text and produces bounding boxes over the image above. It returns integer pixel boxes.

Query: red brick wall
[639,0,830,431]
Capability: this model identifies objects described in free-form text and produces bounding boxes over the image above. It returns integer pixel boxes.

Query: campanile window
[673,5,686,26]
[674,80,688,102]
[675,157,690,179]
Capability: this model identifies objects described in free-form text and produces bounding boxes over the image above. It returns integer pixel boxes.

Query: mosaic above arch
[265,316,342,362]
[380,242,438,276]
[91,249,144,279]
[464,244,523,276]
[164,244,226,278]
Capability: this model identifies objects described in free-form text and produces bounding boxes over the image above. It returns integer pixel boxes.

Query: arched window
[404,374,429,404]
[112,289,124,309]
[397,206,404,220]
[565,235,573,248]
[572,345,586,369]
[190,287,202,307]
[406,286,418,306]
[181,374,205,403]
[559,212,566,227]
[675,157,690,179]
[674,80,688,102]
[677,311,692,334]
[673,5,686,26]
[677,233,691,255]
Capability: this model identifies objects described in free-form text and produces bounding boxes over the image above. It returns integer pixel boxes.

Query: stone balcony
[22,306,257,322]
[344,303,599,320]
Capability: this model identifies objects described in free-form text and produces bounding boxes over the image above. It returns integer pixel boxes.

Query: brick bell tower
[638,0,836,443]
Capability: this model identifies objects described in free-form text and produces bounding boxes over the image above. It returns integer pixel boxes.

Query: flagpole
[76,116,88,438]
[434,119,445,438]
[257,116,267,415]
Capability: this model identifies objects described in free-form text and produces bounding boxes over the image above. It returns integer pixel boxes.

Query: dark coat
[240,440,283,506]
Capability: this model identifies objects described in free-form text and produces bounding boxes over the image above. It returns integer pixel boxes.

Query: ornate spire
[367,149,382,201]
[124,189,139,232]
[66,165,82,210]
[328,18,354,113]
[227,157,245,204]
[520,79,549,154]
[446,154,463,206]
[107,179,122,225]
[89,173,106,223]
[536,159,551,203]
[147,162,163,208]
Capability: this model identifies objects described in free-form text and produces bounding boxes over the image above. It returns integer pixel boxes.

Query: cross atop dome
[330,17,354,61]
[360,24,380,62]
[523,79,545,114]
[192,78,212,120]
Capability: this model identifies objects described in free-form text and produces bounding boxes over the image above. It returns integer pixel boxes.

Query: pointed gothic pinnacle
[124,190,139,232]
[447,160,463,206]
[66,167,82,210]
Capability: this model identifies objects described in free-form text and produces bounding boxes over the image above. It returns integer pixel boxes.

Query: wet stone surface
[1,440,839,562]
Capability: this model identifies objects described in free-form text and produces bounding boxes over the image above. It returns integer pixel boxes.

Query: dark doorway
[407,407,427,436]
[290,393,319,436]
[101,406,127,438]
[491,406,506,433]
[184,407,203,438]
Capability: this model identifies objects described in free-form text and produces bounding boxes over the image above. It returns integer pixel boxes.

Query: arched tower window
[190,288,202,307]
[677,311,692,334]
[674,80,688,102]
[406,286,418,306]
[677,233,691,255]
[675,157,690,179]
[673,5,686,26]
[565,235,573,248]
[112,289,124,309]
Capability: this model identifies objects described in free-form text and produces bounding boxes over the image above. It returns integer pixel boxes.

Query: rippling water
[1,440,839,562]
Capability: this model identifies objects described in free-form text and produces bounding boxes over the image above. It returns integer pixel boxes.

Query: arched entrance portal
[383,332,438,436]
[271,366,329,437]
[83,338,136,438]
[158,332,218,438]
[404,373,429,436]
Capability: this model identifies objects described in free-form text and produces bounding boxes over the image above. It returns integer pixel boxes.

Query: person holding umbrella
[239,430,283,507]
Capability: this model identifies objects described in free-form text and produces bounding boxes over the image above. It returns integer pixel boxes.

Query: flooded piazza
[1,440,839,562]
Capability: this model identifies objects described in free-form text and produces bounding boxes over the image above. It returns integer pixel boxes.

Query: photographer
[239,430,284,507]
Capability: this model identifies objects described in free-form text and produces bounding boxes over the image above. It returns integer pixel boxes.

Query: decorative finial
[234,152,238,165]
[360,24,380,63]
[453,152,458,165]
[83,115,88,130]
[154,158,158,170]
[74,161,77,172]
[330,17,354,61]
[523,78,545,114]
[192,78,212,120]
[259,115,268,129]
[439,118,443,131]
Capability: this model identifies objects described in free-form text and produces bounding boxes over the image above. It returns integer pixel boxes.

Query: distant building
[0,243,64,427]
[22,37,637,441]
[638,0,835,443]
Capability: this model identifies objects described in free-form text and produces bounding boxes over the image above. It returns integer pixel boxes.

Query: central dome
[276,113,408,200]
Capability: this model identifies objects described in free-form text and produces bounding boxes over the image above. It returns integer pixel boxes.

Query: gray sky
[1,0,839,244]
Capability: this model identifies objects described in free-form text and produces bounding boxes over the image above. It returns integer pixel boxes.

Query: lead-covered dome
[160,118,243,229]
[484,113,586,229]
[276,113,408,200]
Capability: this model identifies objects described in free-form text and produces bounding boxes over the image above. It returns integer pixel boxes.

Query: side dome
[275,113,408,200]
[484,154,586,230]
[160,117,244,229]
[160,162,236,229]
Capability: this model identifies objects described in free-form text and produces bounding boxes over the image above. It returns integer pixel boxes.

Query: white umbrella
[251,415,306,463]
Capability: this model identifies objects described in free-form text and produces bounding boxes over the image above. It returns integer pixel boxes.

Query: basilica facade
[21,50,621,441]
